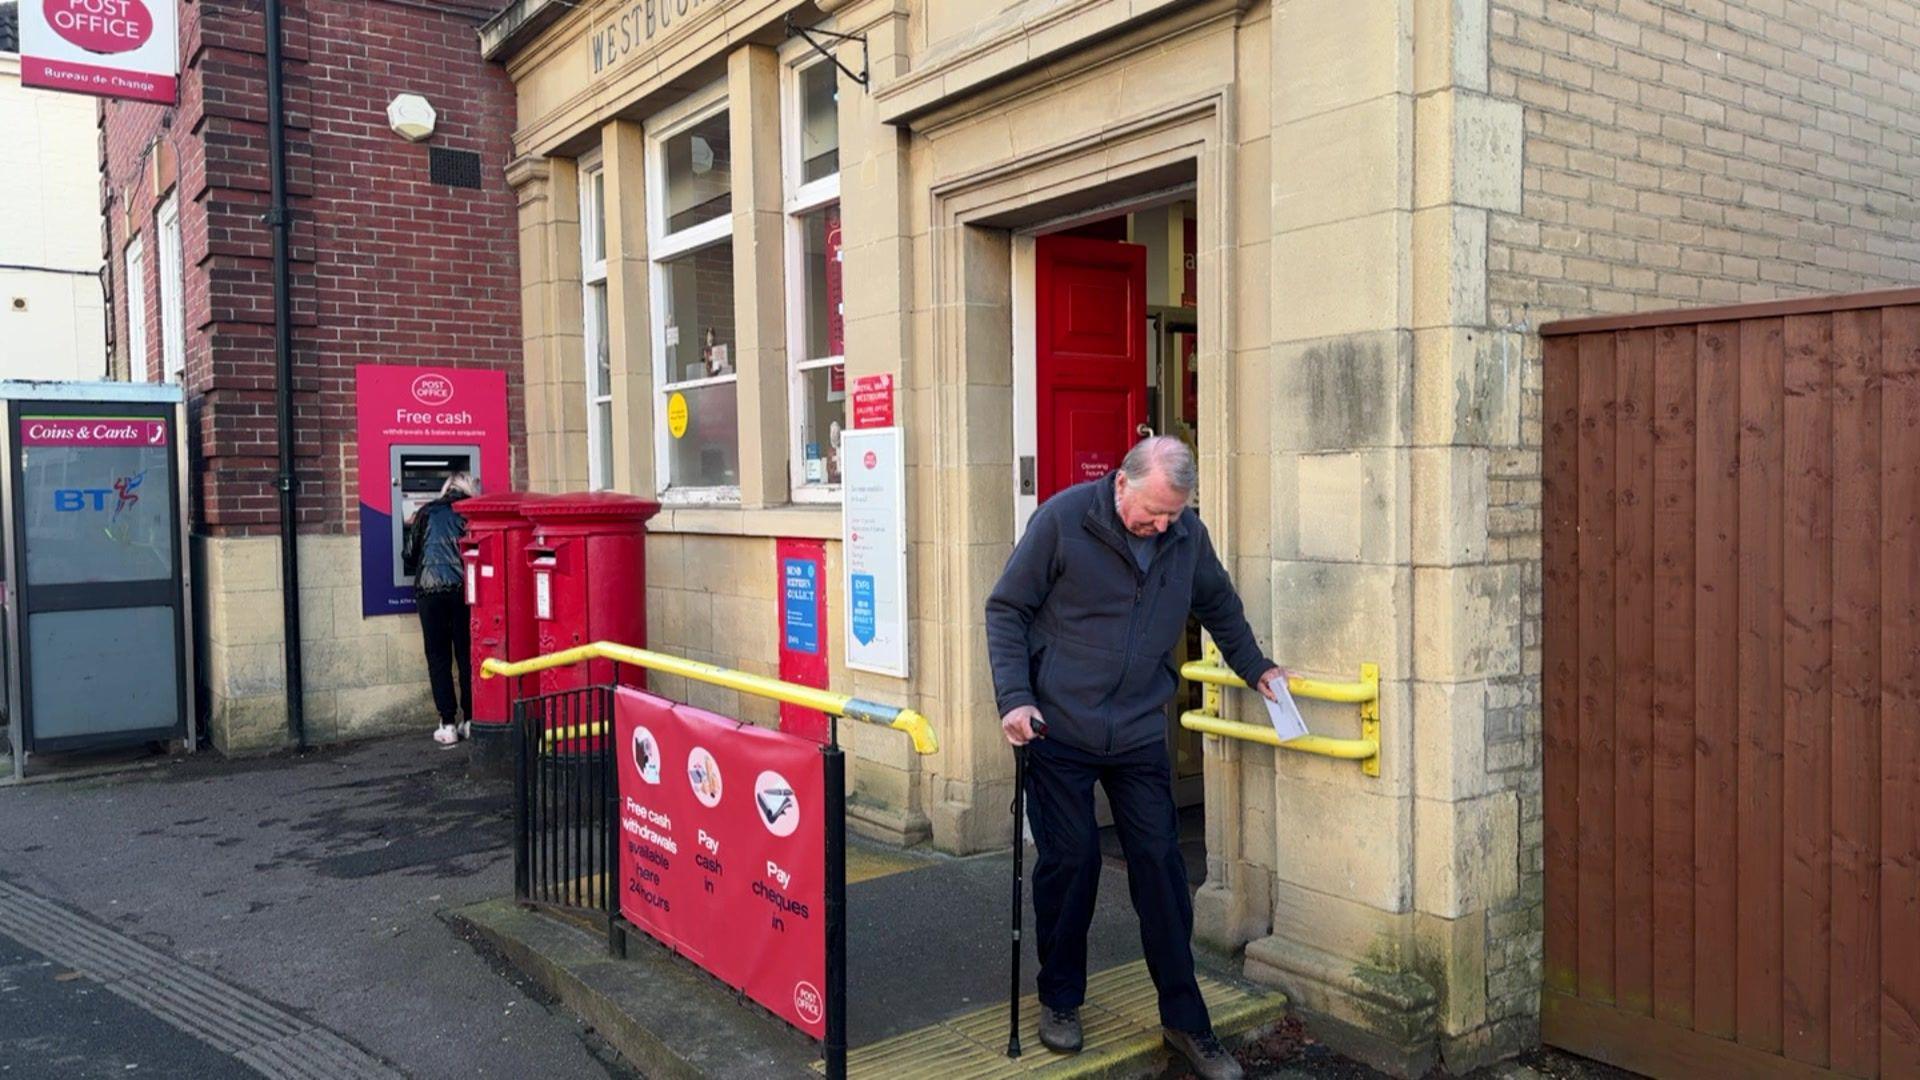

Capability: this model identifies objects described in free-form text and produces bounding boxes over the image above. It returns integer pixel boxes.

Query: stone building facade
[100,0,527,750]
[476,0,1918,1073]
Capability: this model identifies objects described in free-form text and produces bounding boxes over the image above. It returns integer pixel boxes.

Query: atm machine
[388,444,481,590]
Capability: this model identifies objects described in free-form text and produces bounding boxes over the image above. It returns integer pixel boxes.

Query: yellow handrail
[482,642,939,755]
[1179,642,1380,777]
[540,722,607,746]
[1178,660,1376,704]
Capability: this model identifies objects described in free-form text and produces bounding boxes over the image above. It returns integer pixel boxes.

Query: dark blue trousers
[1024,735,1210,1034]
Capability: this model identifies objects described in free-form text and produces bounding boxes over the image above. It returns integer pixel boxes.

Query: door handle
[1136,423,1155,438]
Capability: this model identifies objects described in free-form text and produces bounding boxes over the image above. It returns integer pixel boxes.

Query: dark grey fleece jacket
[983,474,1275,756]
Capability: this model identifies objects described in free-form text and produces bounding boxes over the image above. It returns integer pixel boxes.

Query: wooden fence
[1541,288,1920,1078]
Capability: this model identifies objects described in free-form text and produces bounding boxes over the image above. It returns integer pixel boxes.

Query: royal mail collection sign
[614,688,828,1037]
[841,426,907,677]
[19,0,180,104]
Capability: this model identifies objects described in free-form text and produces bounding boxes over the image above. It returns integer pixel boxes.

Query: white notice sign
[842,427,908,676]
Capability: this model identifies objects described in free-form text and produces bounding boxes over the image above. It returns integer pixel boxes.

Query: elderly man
[985,436,1281,1080]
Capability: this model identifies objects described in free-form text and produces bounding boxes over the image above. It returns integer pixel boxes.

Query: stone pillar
[1195,8,1281,957]
[1240,1,1529,1075]
[1247,0,1428,1071]
[926,222,1018,855]
[827,0,931,847]
[728,43,790,510]
[510,154,588,492]
[1406,0,1533,1069]
[601,120,656,496]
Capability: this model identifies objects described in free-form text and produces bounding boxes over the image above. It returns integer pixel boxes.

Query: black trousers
[1024,735,1209,1034]
[416,589,472,725]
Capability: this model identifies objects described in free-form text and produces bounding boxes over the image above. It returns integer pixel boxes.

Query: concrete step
[451,897,1287,1080]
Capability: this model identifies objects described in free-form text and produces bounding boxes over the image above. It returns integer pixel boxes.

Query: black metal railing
[489,640,943,1080]
[512,686,617,927]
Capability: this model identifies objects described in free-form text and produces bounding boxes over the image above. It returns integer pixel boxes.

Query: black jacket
[984,474,1275,755]
[402,493,469,595]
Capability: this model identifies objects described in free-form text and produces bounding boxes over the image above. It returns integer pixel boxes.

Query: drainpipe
[265,0,306,750]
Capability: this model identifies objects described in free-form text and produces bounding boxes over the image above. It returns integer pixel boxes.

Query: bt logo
[53,472,144,514]
[53,489,118,511]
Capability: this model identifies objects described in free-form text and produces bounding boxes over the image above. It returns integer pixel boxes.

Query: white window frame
[782,50,844,503]
[646,82,738,503]
[580,151,613,490]
[156,194,185,384]
[124,234,150,384]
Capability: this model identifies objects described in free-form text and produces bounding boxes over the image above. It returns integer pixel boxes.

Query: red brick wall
[102,0,524,538]
[99,1,198,390]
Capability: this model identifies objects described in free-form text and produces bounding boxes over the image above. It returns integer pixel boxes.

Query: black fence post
[513,699,529,903]
[603,681,621,955]
[823,719,847,1080]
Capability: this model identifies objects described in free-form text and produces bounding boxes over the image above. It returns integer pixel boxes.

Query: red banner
[777,540,830,742]
[20,417,169,447]
[824,205,844,359]
[20,57,176,103]
[615,688,827,1037]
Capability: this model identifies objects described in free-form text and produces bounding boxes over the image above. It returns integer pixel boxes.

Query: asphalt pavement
[0,927,259,1079]
[0,736,640,1079]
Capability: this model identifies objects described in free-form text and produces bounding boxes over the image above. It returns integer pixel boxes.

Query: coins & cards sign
[19,0,179,104]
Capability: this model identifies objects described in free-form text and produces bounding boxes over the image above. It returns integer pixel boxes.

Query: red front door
[1035,234,1148,502]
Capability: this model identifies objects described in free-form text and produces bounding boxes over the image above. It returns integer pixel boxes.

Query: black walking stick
[1007,717,1045,1058]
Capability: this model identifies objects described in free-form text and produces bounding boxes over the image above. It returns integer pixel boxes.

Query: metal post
[822,719,847,1080]
[1,404,21,783]
[1007,744,1027,1057]
[264,0,306,750]
[513,699,529,902]
[604,679,621,955]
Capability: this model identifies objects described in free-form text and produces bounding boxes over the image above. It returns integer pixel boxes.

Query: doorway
[1011,194,1207,856]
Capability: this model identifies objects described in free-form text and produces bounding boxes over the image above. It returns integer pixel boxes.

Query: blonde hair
[441,471,478,498]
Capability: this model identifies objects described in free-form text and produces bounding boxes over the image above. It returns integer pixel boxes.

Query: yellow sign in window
[666,392,689,439]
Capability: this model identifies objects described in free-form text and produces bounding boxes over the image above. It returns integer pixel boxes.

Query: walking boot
[1038,1007,1082,1053]
[1163,1028,1244,1080]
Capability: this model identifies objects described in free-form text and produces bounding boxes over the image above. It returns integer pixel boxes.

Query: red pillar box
[524,493,661,700]
[459,492,550,728]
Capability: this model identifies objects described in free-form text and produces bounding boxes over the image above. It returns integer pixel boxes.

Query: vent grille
[429,148,482,190]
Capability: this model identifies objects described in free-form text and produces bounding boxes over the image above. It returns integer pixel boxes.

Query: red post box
[458,492,550,725]
[524,493,661,698]
[457,493,550,777]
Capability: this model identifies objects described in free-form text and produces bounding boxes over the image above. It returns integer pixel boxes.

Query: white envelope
[1263,681,1310,742]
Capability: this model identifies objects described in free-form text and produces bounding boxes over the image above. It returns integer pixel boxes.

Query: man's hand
[1256,667,1290,703]
[1001,705,1045,746]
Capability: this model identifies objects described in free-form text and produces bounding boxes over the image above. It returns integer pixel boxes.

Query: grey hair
[441,471,478,498]
[1120,435,1196,494]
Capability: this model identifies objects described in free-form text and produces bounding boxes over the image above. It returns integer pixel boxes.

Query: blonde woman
[401,472,477,747]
